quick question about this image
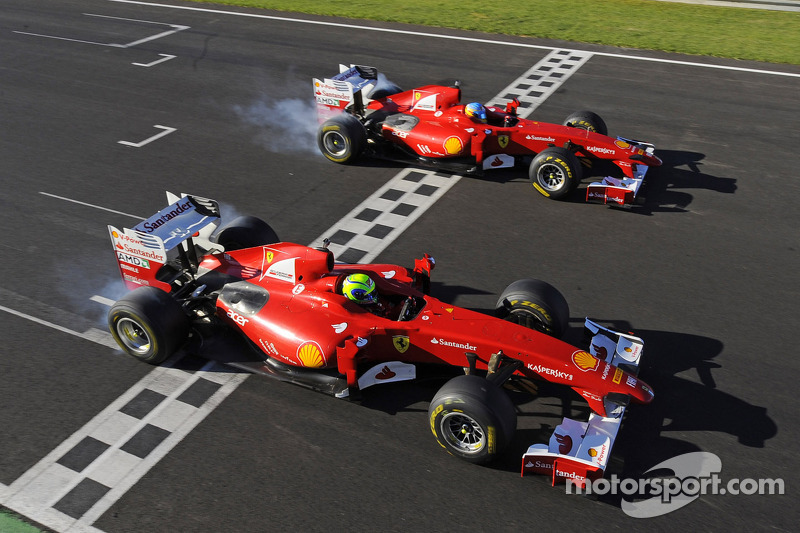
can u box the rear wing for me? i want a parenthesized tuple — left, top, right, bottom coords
(109, 193, 220, 291)
(312, 64, 380, 122)
(521, 319, 645, 486)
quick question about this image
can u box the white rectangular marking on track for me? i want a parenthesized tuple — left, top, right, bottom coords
(118, 125, 176, 147)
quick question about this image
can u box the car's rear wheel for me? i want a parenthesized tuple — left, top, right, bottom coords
(108, 287, 189, 364)
(563, 110, 608, 136)
(428, 375, 517, 464)
(317, 113, 367, 164)
(213, 216, 279, 251)
(529, 147, 582, 200)
(495, 278, 570, 339)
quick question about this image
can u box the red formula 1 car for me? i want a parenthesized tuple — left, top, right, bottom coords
(313, 64, 662, 206)
(107, 193, 654, 485)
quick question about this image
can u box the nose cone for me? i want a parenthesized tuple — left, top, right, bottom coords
(634, 378, 655, 404)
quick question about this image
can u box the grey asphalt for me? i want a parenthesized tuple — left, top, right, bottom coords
(1, 0, 798, 532)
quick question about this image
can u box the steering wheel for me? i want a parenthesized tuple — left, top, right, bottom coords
(397, 297, 414, 321)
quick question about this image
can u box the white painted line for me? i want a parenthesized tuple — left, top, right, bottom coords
(118, 125, 176, 147)
(90, 295, 116, 307)
(39, 192, 144, 220)
(14, 13, 188, 49)
(0, 304, 118, 350)
(132, 54, 175, 67)
(109, 0, 800, 78)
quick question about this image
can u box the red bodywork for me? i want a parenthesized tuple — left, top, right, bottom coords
(197, 242, 653, 416)
(364, 85, 661, 178)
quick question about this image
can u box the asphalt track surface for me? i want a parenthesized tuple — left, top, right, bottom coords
(1, 0, 799, 531)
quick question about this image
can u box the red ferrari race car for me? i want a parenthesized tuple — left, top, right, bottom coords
(107, 193, 654, 485)
(314, 64, 662, 206)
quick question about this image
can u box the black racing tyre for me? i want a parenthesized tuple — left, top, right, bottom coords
(495, 278, 570, 339)
(213, 216, 279, 251)
(529, 147, 582, 200)
(563, 110, 608, 136)
(428, 375, 517, 464)
(317, 113, 367, 164)
(108, 287, 190, 364)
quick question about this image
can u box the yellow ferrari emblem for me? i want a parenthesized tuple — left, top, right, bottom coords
(393, 335, 410, 353)
(266, 251, 274, 263)
(498, 135, 509, 149)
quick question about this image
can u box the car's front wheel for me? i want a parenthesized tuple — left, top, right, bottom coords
(529, 147, 582, 200)
(428, 375, 517, 464)
(495, 278, 570, 339)
(108, 287, 189, 364)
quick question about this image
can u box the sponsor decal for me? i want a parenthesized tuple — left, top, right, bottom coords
(445, 308, 454, 313)
(526, 460, 554, 470)
(528, 363, 573, 381)
(117, 252, 151, 269)
(586, 146, 616, 155)
(120, 263, 139, 273)
(356, 337, 368, 348)
(591, 344, 608, 360)
(381, 270, 396, 279)
(430, 337, 477, 351)
(393, 335, 410, 353)
(414, 91, 421, 101)
(315, 96, 340, 106)
(122, 274, 149, 286)
(490, 156, 504, 167)
(525, 134, 555, 142)
(557, 470, 586, 481)
(391, 130, 409, 139)
(110, 226, 166, 263)
(588, 443, 608, 464)
(332, 322, 348, 334)
(375, 365, 397, 380)
(443, 136, 463, 155)
(226, 309, 249, 327)
(261, 257, 295, 283)
(614, 140, 631, 149)
(292, 284, 305, 295)
(601, 363, 611, 381)
(497, 135, 509, 149)
(138, 199, 193, 234)
(555, 433, 573, 454)
(626, 375, 637, 387)
(258, 339, 280, 357)
(581, 390, 603, 402)
(297, 341, 325, 368)
(572, 350, 599, 372)
(266, 251, 274, 264)
(612, 367, 624, 384)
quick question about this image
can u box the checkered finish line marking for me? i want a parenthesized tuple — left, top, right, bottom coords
(2, 50, 590, 532)
(487, 49, 594, 118)
(1, 357, 247, 533)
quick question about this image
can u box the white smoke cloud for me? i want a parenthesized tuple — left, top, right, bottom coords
(233, 97, 320, 155)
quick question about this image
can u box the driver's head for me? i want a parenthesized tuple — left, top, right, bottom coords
(464, 102, 487, 123)
(342, 273, 377, 304)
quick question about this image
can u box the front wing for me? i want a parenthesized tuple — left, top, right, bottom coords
(521, 319, 645, 486)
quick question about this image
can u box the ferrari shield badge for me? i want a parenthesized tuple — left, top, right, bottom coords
(498, 135, 509, 149)
(392, 335, 410, 353)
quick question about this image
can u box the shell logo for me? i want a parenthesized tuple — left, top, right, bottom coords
(614, 140, 631, 149)
(443, 136, 463, 155)
(572, 350, 600, 372)
(297, 341, 325, 368)
(112, 230, 119, 238)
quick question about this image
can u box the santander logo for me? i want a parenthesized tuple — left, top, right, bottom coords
(376, 366, 397, 380)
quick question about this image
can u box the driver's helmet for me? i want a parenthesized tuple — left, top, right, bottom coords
(464, 102, 487, 123)
(342, 273, 377, 304)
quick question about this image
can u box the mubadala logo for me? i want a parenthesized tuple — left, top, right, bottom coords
(430, 338, 477, 351)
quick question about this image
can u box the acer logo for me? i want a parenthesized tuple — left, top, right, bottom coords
(226, 310, 249, 326)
